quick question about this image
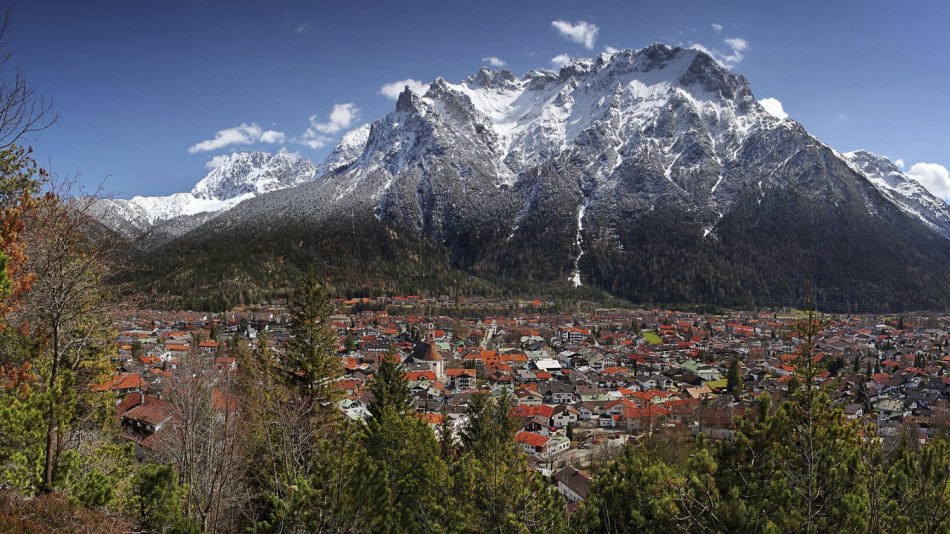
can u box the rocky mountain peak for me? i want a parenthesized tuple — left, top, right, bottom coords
(191, 151, 316, 201)
(845, 150, 902, 179)
(395, 86, 422, 113)
(466, 67, 520, 89)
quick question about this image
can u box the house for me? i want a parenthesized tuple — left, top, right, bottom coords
(405, 341, 445, 381)
(516, 430, 569, 459)
(118, 393, 175, 459)
(576, 401, 608, 421)
(558, 327, 590, 343)
(198, 340, 219, 354)
(554, 466, 591, 503)
(541, 382, 575, 404)
(445, 368, 477, 391)
(843, 403, 864, 419)
(550, 405, 580, 428)
(598, 413, 621, 428)
(516, 430, 550, 457)
(94, 372, 145, 396)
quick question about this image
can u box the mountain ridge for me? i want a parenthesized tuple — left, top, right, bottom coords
(100, 45, 950, 311)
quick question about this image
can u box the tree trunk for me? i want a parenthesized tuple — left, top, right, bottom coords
(43, 324, 60, 491)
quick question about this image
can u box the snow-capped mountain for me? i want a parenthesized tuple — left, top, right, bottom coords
(843, 150, 950, 238)
(105, 44, 950, 310)
(97, 151, 317, 237)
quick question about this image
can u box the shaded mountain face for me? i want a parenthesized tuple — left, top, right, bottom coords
(101, 45, 950, 311)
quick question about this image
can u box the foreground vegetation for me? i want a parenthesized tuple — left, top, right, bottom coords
(0, 141, 949, 532)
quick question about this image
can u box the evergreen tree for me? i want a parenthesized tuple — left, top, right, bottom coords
(572, 445, 681, 533)
(367, 352, 413, 418)
(451, 390, 566, 533)
(362, 357, 450, 532)
(239, 272, 363, 532)
(284, 269, 340, 400)
(726, 355, 743, 400)
(130, 463, 198, 534)
(885, 434, 950, 533)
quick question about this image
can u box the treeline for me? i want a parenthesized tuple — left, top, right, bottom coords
(584, 189, 950, 313)
(575, 392, 950, 533)
(573, 315, 950, 533)
(121, 188, 950, 313)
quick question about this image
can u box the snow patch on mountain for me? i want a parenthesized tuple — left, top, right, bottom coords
(100, 151, 317, 234)
(843, 150, 950, 238)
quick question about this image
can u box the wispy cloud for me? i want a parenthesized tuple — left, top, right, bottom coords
(724, 37, 748, 52)
(481, 56, 506, 67)
(604, 46, 619, 54)
(260, 130, 286, 143)
(758, 97, 788, 119)
(188, 123, 286, 153)
(379, 79, 429, 100)
(294, 21, 310, 34)
(689, 36, 749, 68)
(551, 53, 573, 68)
(551, 19, 599, 49)
(712, 23, 724, 33)
(906, 162, 950, 201)
(300, 103, 360, 149)
(204, 154, 230, 169)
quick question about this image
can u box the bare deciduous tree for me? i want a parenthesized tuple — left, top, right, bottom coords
(16, 181, 121, 490)
(157, 356, 251, 533)
(0, 8, 57, 149)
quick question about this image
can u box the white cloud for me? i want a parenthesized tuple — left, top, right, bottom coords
(724, 37, 748, 52)
(895, 159, 905, 170)
(551, 19, 599, 49)
(204, 154, 230, 170)
(758, 97, 788, 120)
(712, 23, 724, 33)
(379, 78, 429, 100)
(299, 103, 360, 149)
(481, 56, 506, 67)
(906, 162, 950, 201)
(300, 135, 330, 150)
(188, 123, 286, 153)
(260, 130, 286, 144)
(311, 103, 359, 135)
(689, 36, 748, 68)
(294, 21, 310, 33)
(551, 53, 573, 68)
(604, 46, 619, 54)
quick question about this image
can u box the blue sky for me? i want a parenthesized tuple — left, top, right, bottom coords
(9, 0, 950, 199)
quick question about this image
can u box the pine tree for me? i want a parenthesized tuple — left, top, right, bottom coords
(284, 270, 340, 401)
(885, 434, 950, 533)
(451, 390, 566, 532)
(726, 355, 743, 400)
(572, 445, 681, 533)
(240, 272, 361, 532)
(367, 352, 413, 418)
(362, 357, 449, 532)
(130, 464, 199, 533)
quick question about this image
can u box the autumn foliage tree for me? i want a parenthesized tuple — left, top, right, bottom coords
(0, 149, 131, 514)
